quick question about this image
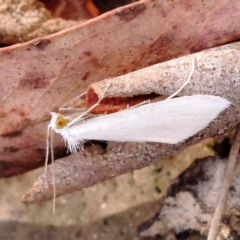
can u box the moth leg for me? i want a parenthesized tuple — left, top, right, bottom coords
(68, 96, 103, 127)
(166, 58, 195, 100)
(130, 57, 194, 110)
(68, 84, 110, 127)
(59, 91, 87, 112)
(121, 59, 194, 112)
(126, 99, 151, 110)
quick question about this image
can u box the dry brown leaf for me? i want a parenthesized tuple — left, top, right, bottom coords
(0, 0, 240, 177)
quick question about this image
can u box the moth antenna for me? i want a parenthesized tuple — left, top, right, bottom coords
(166, 58, 195, 100)
(44, 125, 51, 173)
(50, 129, 56, 214)
(59, 91, 87, 111)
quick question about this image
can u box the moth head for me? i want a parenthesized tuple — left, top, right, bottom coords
(50, 112, 69, 130)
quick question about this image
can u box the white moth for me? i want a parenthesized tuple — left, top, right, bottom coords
(48, 95, 230, 154)
(47, 59, 230, 154)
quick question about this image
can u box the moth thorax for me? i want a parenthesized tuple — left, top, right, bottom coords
(55, 116, 68, 129)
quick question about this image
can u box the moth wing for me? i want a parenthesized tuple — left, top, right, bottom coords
(68, 95, 230, 144)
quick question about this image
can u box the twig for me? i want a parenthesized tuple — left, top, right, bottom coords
(207, 123, 240, 240)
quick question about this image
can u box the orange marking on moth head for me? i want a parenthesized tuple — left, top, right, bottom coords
(55, 116, 68, 129)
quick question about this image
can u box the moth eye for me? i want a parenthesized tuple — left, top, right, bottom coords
(56, 116, 68, 129)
